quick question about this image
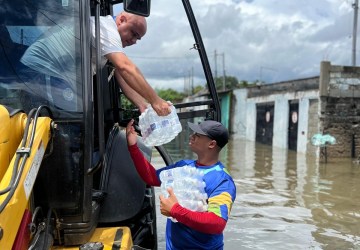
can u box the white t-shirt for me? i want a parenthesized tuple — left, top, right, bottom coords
(21, 15, 123, 79)
(20, 16, 123, 111)
(90, 15, 124, 75)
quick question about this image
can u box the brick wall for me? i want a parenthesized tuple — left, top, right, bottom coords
(319, 61, 360, 158)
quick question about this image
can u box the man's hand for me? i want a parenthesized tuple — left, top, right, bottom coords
(138, 102, 148, 114)
(151, 98, 172, 116)
(159, 188, 179, 217)
(126, 119, 138, 146)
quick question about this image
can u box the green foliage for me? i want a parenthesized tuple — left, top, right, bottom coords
(120, 95, 139, 119)
(207, 76, 263, 90)
(156, 88, 186, 103)
(213, 76, 240, 90)
(239, 80, 248, 87)
(121, 96, 135, 110)
(193, 85, 204, 94)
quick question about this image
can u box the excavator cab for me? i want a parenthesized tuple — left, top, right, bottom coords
(0, 0, 220, 249)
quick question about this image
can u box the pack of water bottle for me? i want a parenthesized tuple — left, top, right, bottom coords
(160, 165, 208, 222)
(138, 104, 182, 147)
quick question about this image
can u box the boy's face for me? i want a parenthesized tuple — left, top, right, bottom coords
(189, 132, 213, 153)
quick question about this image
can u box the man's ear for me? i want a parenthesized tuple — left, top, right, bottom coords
(119, 14, 127, 24)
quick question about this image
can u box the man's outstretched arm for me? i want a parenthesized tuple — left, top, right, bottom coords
(106, 52, 171, 116)
(114, 70, 148, 113)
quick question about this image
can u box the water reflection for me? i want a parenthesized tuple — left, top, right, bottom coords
(152, 136, 360, 250)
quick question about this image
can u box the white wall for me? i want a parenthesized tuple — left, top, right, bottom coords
(273, 98, 289, 149)
(246, 101, 256, 141)
(297, 98, 310, 153)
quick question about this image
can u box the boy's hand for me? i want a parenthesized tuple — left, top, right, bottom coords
(126, 119, 138, 146)
(159, 188, 179, 217)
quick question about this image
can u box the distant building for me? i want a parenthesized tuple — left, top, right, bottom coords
(231, 61, 360, 160)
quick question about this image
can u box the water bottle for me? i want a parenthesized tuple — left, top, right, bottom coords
(159, 166, 192, 180)
(180, 200, 207, 212)
(175, 189, 206, 201)
(159, 165, 208, 219)
(138, 109, 148, 139)
(159, 170, 174, 181)
(138, 103, 182, 147)
(169, 105, 182, 134)
(160, 179, 175, 198)
(173, 178, 205, 190)
(148, 107, 162, 144)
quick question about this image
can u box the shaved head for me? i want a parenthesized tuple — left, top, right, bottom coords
(115, 12, 147, 48)
(122, 12, 147, 32)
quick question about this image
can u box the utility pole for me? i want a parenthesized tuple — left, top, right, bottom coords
(191, 67, 194, 95)
(352, 0, 359, 66)
(184, 74, 190, 96)
(214, 50, 218, 79)
(184, 75, 187, 95)
(214, 50, 226, 90)
(184, 68, 194, 96)
(222, 53, 226, 90)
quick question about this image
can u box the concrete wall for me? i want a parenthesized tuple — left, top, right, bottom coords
(231, 89, 248, 138)
(246, 101, 256, 141)
(219, 91, 231, 130)
(306, 99, 320, 156)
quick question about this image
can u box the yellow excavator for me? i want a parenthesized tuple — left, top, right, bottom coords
(0, 0, 221, 249)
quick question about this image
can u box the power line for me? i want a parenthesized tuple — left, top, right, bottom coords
(128, 55, 197, 60)
(128, 51, 221, 61)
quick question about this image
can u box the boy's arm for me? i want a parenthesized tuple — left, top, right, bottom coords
(171, 204, 226, 234)
(128, 143, 161, 187)
(160, 189, 226, 235)
(126, 119, 161, 186)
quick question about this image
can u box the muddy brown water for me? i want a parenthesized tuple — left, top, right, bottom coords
(152, 138, 360, 250)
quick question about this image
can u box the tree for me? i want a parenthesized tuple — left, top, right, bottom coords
(193, 85, 204, 94)
(213, 76, 240, 90)
(156, 88, 186, 103)
(239, 80, 249, 87)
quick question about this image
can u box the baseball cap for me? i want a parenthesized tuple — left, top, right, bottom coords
(188, 120, 229, 148)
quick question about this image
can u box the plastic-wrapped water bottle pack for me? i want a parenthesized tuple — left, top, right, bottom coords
(138, 104, 182, 147)
(160, 166, 208, 222)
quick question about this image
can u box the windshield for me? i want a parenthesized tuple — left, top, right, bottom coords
(0, 0, 82, 118)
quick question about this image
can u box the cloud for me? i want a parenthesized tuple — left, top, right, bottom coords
(118, 0, 357, 91)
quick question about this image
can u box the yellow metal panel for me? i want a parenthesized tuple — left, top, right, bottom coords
(0, 116, 52, 249)
(0, 105, 11, 181)
(52, 227, 133, 250)
(0, 106, 26, 181)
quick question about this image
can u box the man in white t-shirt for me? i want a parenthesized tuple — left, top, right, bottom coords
(21, 12, 170, 116)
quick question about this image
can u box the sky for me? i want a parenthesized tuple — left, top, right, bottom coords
(115, 0, 357, 92)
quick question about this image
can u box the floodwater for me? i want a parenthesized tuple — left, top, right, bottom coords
(151, 137, 360, 250)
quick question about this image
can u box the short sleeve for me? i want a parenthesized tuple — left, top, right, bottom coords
(90, 15, 123, 57)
